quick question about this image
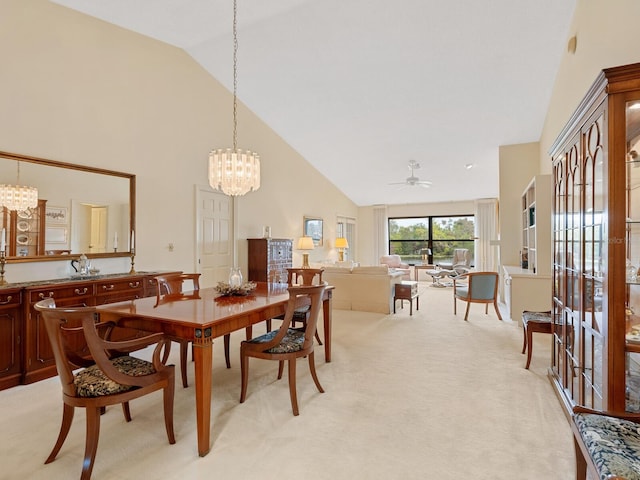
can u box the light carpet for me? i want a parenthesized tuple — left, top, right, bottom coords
(0, 283, 575, 479)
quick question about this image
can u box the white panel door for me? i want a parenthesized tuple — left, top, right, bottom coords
(196, 186, 233, 288)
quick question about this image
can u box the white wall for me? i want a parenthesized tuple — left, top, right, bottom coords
(539, 0, 640, 172)
(0, 0, 357, 282)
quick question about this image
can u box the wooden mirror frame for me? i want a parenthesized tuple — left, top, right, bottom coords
(0, 150, 135, 263)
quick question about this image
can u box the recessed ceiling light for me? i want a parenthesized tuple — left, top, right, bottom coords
(465, 164, 474, 170)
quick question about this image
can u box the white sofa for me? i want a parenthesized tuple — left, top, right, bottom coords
(323, 265, 405, 314)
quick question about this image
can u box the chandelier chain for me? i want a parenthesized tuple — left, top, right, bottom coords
(232, 0, 238, 151)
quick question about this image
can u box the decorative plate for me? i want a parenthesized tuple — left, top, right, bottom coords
(17, 210, 32, 219)
(214, 281, 257, 296)
(17, 220, 30, 232)
(16, 234, 29, 245)
(627, 332, 640, 344)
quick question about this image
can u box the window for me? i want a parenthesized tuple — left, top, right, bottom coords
(388, 215, 475, 265)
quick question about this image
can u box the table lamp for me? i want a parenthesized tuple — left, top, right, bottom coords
(297, 236, 315, 268)
(335, 237, 349, 262)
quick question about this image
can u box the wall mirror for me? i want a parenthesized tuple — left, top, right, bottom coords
(303, 216, 323, 246)
(0, 150, 135, 263)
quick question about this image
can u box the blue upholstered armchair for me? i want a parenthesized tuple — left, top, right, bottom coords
(453, 271, 502, 321)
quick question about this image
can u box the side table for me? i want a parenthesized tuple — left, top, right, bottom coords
(394, 281, 419, 315)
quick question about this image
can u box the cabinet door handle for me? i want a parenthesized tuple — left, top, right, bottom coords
(0, 295, 12, 304)
(38, 292, 54, 299)
(102, 284, 115, 291)
(74, 287, 88, 295)
(128, 281, 140, 288)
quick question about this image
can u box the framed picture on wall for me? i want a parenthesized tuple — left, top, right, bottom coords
(46, 226, 68, 244)
(303, 216, 323, 246)
(45, 206, 68, 225)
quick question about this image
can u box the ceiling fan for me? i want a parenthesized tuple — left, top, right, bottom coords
(388, 160, 432, 188)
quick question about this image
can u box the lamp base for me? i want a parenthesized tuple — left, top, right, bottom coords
(338, 250, 345, 262)
(302, 253, 310, 268)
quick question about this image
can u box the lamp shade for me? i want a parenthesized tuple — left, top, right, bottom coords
(335, 237, 349, 249)
(297, 236, 315, 250)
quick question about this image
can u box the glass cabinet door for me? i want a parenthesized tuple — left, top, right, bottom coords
(625, 97, 640, 411)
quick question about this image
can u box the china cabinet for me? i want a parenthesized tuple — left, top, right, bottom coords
(1, 199, 47, 257)
(549, 62, 640, 413)
(247, 238, 292, 283)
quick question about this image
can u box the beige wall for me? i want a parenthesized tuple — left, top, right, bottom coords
(1, 0, 357, 283)
(498, 142, 540, 267)
(539, 0, 640, 173)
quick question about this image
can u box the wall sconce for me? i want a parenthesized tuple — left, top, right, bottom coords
(335, 237, 349, 262)
(297, 236, 315, 268)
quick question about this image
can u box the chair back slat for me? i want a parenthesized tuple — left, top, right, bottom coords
(155, 273, 201, 305)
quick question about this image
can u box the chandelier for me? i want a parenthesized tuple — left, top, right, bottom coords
(0, 162, 38, 211)
(209, 0, 260, 196)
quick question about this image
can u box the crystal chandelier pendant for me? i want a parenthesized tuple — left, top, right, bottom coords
(0, 184, 38, 211)
(208, 0, 260, 197)
(209, 148, 260, 196)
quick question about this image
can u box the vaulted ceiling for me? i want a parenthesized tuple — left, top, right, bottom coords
(52, 0, 577, 206)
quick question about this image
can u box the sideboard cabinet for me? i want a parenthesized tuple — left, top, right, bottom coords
(0, 288, 22, 390)
(549, 62, 640, 413)
(247, 238, 292, 283)
(0, 271, 179, 388)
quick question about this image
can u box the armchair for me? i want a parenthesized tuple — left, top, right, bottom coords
(453, 271, 502, 321)
(379, 255, 411, 280)
(34, 298, 176, 480)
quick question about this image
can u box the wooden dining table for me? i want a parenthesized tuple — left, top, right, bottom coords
(96, 282, 333, 457)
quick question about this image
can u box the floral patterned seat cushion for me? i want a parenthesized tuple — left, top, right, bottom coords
(574, 413, 640, 480)
(246, 328, 305, 354)
(522, 311, 552, 324)
(74, 355, 156, 398)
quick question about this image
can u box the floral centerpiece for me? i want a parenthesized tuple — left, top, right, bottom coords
(214, 281, 257, 296)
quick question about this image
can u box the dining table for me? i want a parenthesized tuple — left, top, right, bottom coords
(96, 281, 334, 457)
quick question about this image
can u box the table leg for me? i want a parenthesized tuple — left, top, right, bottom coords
(323, 293, 332, 362)
(193, 339, 213, 456)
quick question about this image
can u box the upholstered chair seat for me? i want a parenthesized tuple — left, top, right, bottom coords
(74, 356, 157, 397)
(573, 412, 640, 479)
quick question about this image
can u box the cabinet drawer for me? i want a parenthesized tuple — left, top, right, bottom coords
(28, 283, 95, 303)
(0, 289, 21, 308)
(95, 278, 144, 295)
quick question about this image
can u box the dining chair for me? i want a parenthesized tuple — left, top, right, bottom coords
(453, 271, 502, 321)
(240, 283, 326, 416)
(155, 273, 232, 387)
(267, 267, 324, 345)
(34, 298, 176, 480)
